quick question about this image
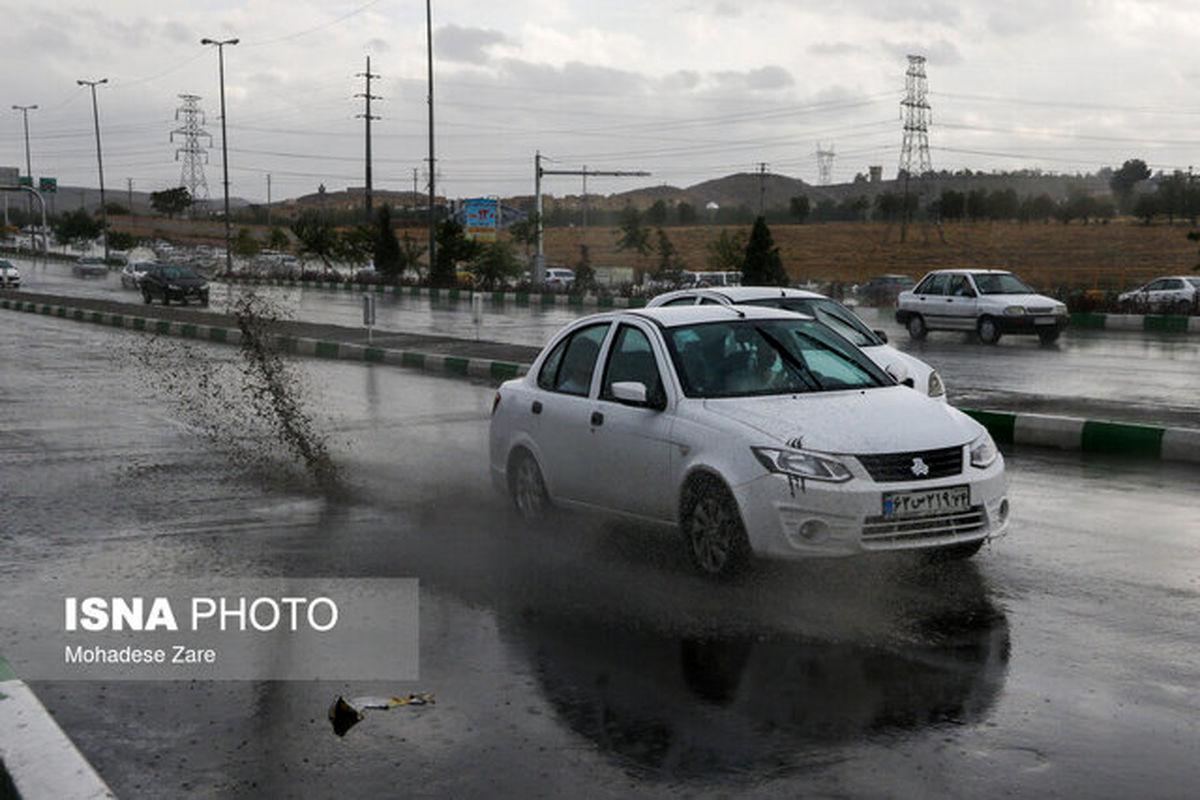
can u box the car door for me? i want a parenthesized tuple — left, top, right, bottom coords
(530, 322, 612, 505)
(1141, 279, 1166, 309)
(944, 274, 979, 330)
(914, 273, 951, 329)
(1160, 278, 1186, 310)
(589, 322, 675, 520)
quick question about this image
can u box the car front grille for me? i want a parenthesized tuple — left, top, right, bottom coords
(1027, 306, 1054, 314)
(856, 445, 963, 483)
(861, 506, 986, 548)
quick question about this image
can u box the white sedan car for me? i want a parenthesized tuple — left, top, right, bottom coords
(648, 286, 946, 401)
(896, 269, 1069, 344)
(0, 259, 20, 289)
(489, 306, 1008, 577)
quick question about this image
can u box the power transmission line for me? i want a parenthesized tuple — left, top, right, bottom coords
(355, 55, 381, 218)
(170, 94, 212, 206)
(899, 55, 933, 243)
(815, 142, 835, 185)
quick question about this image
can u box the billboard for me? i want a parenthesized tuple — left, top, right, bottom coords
(0, 166, 18, 188)
(463, 197, 499, 242)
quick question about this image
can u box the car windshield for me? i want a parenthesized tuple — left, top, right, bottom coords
(162, 266, 200, 280)
(665, 318, 891, 398)
(1186, 278, 1200, 289)
(743, 297, 882, 347)
(973, 273, 1034, 294)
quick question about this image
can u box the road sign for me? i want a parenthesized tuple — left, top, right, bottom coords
(463, 197, 499, 242)
(38, 177, 57, 193)
(17, 175, 32, 187)
(0, 167, 19, 188)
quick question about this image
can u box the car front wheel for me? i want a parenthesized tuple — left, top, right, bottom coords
(906, 314, 927, 340)
(681, 475, 750, 579)
(508, 449, 549, 519)
(1037, 328, 1061, 344)
(977, 316, 1002, 345)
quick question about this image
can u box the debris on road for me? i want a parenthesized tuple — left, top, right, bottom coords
(328, 693, 436, 736)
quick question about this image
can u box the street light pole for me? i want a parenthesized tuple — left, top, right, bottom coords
(11, 104, 37, 219)
(425, 0, 437, 282)
(201, 37, 239, 273)
(76, 80, 109, 261)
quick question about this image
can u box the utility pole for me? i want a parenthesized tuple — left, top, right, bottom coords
(899, 54, 933, 243)
(757, 162, 768, 216)
(171, 94, 212, 211)
(425, 0, 437, 279)
(534, 154, 650, 282)
(76, 79, 109, 261)
(266, 173, 272, 226)
(581, 166, 588, 227)
(815, 143, 835, 186)
(356, 55, 381, 221)
(201, 37, 238, 272)
(127, 178, 133, 215)
(11, 104, 37, 218)
(412, 168, 419, 208)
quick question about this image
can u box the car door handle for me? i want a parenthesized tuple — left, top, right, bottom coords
(946, 298, 953, 302)
(590, 411, 604, 427)
(531, 401, 542, 415)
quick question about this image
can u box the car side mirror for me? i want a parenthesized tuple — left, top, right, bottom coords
(885, 362, 914, 388)
(611, 381, 649, 406)
(872, 329, 889, 344)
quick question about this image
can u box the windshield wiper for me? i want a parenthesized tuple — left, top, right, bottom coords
(754, 327, 824, 391)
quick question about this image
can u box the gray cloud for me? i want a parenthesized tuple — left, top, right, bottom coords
(808, 41, 863, 56)
(435, 24, 510, 64)
(882, 38, 963, 66)
(713, 65, 794, 91)
(365, 37, 390, 53)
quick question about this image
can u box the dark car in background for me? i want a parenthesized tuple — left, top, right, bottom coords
(858, 274, 916, 307)
(140, 264, 210, 306)
(72, 256, 109, 278)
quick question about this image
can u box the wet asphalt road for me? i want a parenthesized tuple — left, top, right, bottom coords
(2, 310, 1199, 799)
(10, 255, 1200, 425)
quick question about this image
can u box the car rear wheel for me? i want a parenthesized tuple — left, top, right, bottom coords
(1174, 300, 1192, 315)
(681, 475, 750, 579)
(906, 314, 927, 340)
(977, 316, 1002, 345)
(1037, 328, 1061, 344)
(508, 449, 549, 519)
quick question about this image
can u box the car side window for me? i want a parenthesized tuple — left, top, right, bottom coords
(947, 275, 972, 297)
(660, 296, 696, 307)
(1145, 280, 1165, 291)
(538, 323, 610, 397)
(601, 325, 666, 406)
(699, 297, 724, 305)
(924, 274, 950, 295)
(1163, 279, 1184, 290)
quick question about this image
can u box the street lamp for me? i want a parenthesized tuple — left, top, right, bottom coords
(201, 37, 238, 273)
(11, 104, 38, 219)
(76, 79, 109, 261)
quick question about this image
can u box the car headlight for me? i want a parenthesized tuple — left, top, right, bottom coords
(752, 447, 852, 483)
(927, 370, 945, 398)
(1054, 303, 1068, 315)
(1004, 305, 1026, 316)
(969, 432, 998, 469)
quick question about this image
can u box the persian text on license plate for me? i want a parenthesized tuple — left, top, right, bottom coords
(882, 485, 971, 519)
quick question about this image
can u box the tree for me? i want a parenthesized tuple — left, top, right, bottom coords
(232, 227, 261, 258)
(654, 227, 683, 282)
(875, 192, 903, 221)
(574, 244, 595, 292)
(987, 188, 1020, 221)
(104, 202, 129, 216)
(788, 195, 810, 224)
(467, 240, 522, 289)
(676, 202, 697, 225)
(290, 211, 341, 269)
(646, 199, 668, 225)
(966, 189, 989, 221)
(705, 228, 747, 271)
(266, 227, 290, 251)
(615, 206, 651, 256)
(507, 212, 540, 261)
(1134, 193, 1159, 225)
(1109, 159, 1151, 211)
(398, 233, 427, 280)
(150, 187, 192, 219)
(53, 209, 101, 245)
(335, 225, 374, 267)
(106, 230, 136, 251)
(741, 217, 788, 287)
(431, 218, 477, 287)
(373, 205, 401, 276)
(938, 189, 966, 220)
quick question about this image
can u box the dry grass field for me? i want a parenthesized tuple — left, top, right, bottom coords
(113, 215, 1198, 290)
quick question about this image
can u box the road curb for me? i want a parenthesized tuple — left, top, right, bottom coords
(213, 276, 648, 309)
(0, 656, 115, 799)
(0, 296, 528, 383)
(1069, 311, 1200, 333)
(960, 408, 1199, 464)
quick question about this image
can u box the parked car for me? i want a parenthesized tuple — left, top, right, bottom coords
(489, 305, 1008, 577)
(0, 259, 20, 288)
(858, 274, 916, 307)
(72, 257, 109, 278)
(648, 286, 946, 401)
(544, 268, 576, 290)
(896, 269, 1069, 345)
(140, 264, 210, 306)
(1117, 276, 1200, 314)
(120, 261, 157, 289)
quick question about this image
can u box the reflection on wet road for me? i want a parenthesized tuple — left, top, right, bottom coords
(2, 287, 1200, 797)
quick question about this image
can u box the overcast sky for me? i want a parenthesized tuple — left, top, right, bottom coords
(2, 0, 1199, 203)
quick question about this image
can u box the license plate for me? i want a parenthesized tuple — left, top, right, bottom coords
(882, 486, 970, 519)
(1034, 316, 1056, 325)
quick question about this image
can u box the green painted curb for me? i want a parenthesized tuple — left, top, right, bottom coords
(1081, 420, 1164, 458)
(315, 341, 339, 358)
(1070, 312, 1106, 329)
(444, 356, 469, 375)
(961, 409, 1016, 444)
(0, 655, 16, 682)
(1144, 314, 1189, 333)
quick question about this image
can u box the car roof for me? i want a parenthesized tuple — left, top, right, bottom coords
(631, 303, 810, 328)
(650, 285, 825, 306)
(925, 268, 1012, 275)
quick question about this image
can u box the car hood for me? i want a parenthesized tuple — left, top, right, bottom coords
(698, 386, 979, 454)
(859, 344, 934, 384)
(979, 292, 1059, 307)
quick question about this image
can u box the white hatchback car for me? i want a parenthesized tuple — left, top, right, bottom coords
(648, 286, 946, 401)
(897, 269, 1069, 344)
(489, 306, 1008, 577)
(0, 259, 20, 289)
(1117, 276, 1199, 314)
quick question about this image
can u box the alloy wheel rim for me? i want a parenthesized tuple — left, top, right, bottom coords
(981, 320, 996, 339)
(909, 317, 923, 335)
(515, 460, 543, 516)
(690, 497, 731, 573)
